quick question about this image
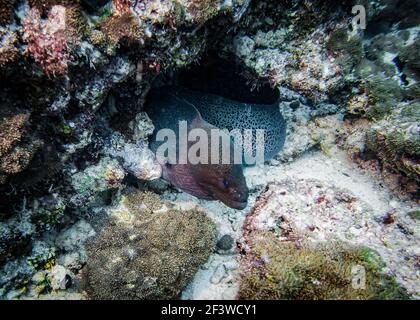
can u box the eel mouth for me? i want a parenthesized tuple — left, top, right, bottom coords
(212, 188, 248, 210)
(222, 199, 248, 210)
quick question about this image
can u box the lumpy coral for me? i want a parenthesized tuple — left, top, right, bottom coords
(83, 190, 217, 299)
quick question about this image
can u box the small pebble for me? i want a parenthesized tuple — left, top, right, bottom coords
(217, 235, 234, 251)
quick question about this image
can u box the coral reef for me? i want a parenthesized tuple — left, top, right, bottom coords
(366, 103, 420, 184)
(226, 1, 355, 103)
(69, 157, 126, 208)
(239, 234, 409, 300)
(0, 0, 418, 301)
(0, 113, 41, 184)
(106, 132, 162, 181)
(83, 190, 216, 299)
(98, 11, 143, 52)
(364, 75, 402, 120)
(399, 37, 420, 80)
(22, 5, 70, 77)
(326, 27, 363, 72)
(223, 0, 419, 192)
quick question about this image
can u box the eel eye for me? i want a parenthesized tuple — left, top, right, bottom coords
(223, 179, 229, 189)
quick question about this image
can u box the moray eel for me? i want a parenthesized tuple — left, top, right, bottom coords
(145, 85, 286, 209)
(171, 86, 287, 161)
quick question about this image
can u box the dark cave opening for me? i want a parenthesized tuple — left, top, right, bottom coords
(156, 55, 280, 105)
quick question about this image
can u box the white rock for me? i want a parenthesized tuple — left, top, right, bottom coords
(57, 250, 87, 271)
(55, 220, 96, 252)
(47, 265, 71, 290)
(210, 264, 227, 284)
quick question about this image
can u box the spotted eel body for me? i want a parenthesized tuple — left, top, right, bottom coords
(146, 86, 286, 163)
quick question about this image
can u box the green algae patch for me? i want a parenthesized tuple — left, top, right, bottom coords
(238, 232, 410, 300)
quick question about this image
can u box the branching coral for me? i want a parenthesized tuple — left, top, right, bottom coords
(0, 30, 19, 68)
(64, 4, 89, 42)
(0, 113, 28, 160)
(0, 113, 41, 184)
(27, 0, 87, 43)
(22, 6, 69, 77)
(99, 11, 143, 48)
